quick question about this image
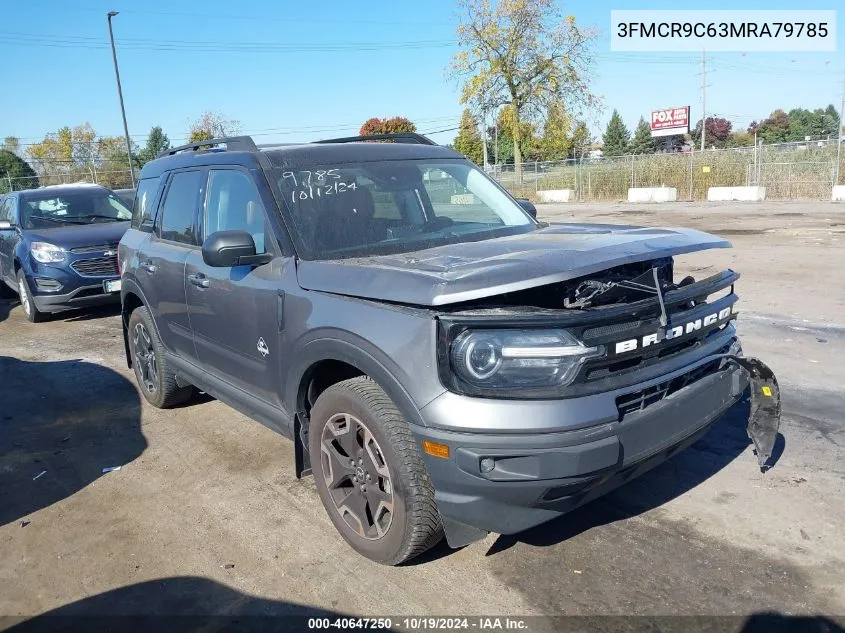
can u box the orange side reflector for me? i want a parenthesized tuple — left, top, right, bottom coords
(422, 440, 450, 459)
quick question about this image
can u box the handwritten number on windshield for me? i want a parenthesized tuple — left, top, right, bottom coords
(282, 169, 340, 188)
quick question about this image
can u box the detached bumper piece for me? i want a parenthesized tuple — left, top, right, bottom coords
(726, 356, 782, 470)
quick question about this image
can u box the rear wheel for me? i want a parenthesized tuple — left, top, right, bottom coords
(128, 306, 193, 408)
(16, 270, 44, 323)
(309, 377, 443, 565)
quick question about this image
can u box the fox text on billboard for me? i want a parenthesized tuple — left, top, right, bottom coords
(651, 106, 690, 137)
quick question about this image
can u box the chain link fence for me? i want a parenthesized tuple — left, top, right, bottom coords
(493, 138, 844, 202)
(0, 169, 135, 194)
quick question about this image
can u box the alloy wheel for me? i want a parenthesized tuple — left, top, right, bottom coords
(18, 278, 30, 317)
(133, 322, 158, 394)
(320, 413, 395, 540)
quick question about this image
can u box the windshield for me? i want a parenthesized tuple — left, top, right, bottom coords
(275, 159, 536, 260)
(20, 189, 133, 229)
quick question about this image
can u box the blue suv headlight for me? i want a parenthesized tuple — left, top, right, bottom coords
(30, 242, 67, 264)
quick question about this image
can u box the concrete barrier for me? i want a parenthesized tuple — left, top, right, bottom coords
(627, 187, 677, 203)
(537, 189, 576, 203)
(832, 185, 845, 202)
(450, 194, 475, 204)
(707, 186, 766, 202)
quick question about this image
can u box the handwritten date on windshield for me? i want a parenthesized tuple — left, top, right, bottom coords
(290, 181, 358, 203)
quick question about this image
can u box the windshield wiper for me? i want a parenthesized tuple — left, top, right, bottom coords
(83, 214, 126, 223)
(29, 215, 89, 225)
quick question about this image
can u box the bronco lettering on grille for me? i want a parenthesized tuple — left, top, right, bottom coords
(613, 304, 737, 355)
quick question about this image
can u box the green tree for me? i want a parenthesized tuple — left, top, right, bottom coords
(569, 120, 591, 158)
(538, 102, 573, 161)
(359, 117, 417, 136)
(188, 111, 241, 143)
(724, 130, 755, 148)
(2, 136, 20, 155)
(601, 110, 629, 157)
(96, 136, 137, 188)
(0, 150, 38, 192)
(137, 126, 171, 165)
(453, 109, 484, 164)
(627, 117, 655, 155)
(450, 0, 597, 177)
(751, 110, 790, 144)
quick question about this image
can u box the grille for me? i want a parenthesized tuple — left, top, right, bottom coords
(615, 356, 725, 421)
(72, 255, 118, 277)
(70, 243, 119, 254)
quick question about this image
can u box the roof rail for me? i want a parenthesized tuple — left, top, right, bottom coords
(161, 135, 258, 158)
(316, 133, 437, 146)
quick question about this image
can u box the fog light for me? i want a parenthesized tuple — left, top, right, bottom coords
(34, 278, 62, 291)
(480, 458, 495, 473)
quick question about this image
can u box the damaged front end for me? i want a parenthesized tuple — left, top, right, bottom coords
(724, 356, 782, 470)
(439, 257, 782, 473)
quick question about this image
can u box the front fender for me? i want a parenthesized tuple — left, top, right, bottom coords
(285, 334, 428, 430)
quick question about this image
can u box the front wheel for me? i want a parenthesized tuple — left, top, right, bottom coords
(16, 270, 44, 323)
(309, 377, 443, 565)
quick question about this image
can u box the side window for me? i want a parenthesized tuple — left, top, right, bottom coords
(157, 171, 202, 245)
(204, 169, 268, 254)
(131, 176, 161, 230)
(0, 198, 8, 221)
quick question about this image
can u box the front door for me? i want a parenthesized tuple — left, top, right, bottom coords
(185, 167, 286, 405)
(0, 197, 16, 286)
(137, 169, 205, 361)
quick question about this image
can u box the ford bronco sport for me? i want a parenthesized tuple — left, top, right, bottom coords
(118, 133, 780, 565)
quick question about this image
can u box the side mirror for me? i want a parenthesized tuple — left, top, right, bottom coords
(515, 198, 538, 219)
(0, 220, 11, 231)
(201, 230, 271, 268)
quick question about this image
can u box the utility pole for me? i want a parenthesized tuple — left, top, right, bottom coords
(700, 49, 707, 152)
(481, 109, 489, 170)
(836, 77, 845, 185)
(107, 11, 136, 188)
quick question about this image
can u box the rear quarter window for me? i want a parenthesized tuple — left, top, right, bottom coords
(131, 176, 162, 231)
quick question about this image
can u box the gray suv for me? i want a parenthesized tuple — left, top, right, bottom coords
(119, 134, 781, 564)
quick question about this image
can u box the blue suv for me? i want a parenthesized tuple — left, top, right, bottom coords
(0, 184, 132, 322)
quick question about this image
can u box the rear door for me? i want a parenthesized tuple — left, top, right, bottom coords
(185, 166, 286, 405)
(136, 169, 205, 360)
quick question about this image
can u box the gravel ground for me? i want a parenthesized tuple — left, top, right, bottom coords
(1, 201, 843, 631)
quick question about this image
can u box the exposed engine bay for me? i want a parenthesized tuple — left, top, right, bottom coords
(447, 257, 702, 312)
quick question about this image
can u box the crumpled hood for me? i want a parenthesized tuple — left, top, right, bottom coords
(295, 223, 731, 307)
(23, 221, 130, 249)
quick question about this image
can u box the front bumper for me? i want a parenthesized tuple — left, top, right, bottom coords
(30, 281, 121, 313)
(414, 357, 749, 545)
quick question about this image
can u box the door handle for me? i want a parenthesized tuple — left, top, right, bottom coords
(140, 261, 157, 274)
(187, 273, 209, 288)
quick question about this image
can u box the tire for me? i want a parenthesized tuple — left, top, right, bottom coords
(309, 376, 443, 565)
(16, 270, 44, 323)
(128, 305, 193, 408)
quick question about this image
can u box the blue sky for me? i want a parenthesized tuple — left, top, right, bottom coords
(1, 0, 842, 151)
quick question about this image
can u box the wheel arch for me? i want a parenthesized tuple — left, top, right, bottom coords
(120, 278, 159, 369)
(288, 337, 426, 479)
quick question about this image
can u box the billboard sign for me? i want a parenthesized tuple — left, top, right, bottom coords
(651, 106, 690, 137)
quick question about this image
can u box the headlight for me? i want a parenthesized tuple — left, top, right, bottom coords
(30, 242, 67, 264)
(450, 329, 603, 390)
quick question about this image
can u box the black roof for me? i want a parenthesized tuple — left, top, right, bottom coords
(139, 133, 463, 178)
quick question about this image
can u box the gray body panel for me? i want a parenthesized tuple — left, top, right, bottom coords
(296, 224, 730, 306)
